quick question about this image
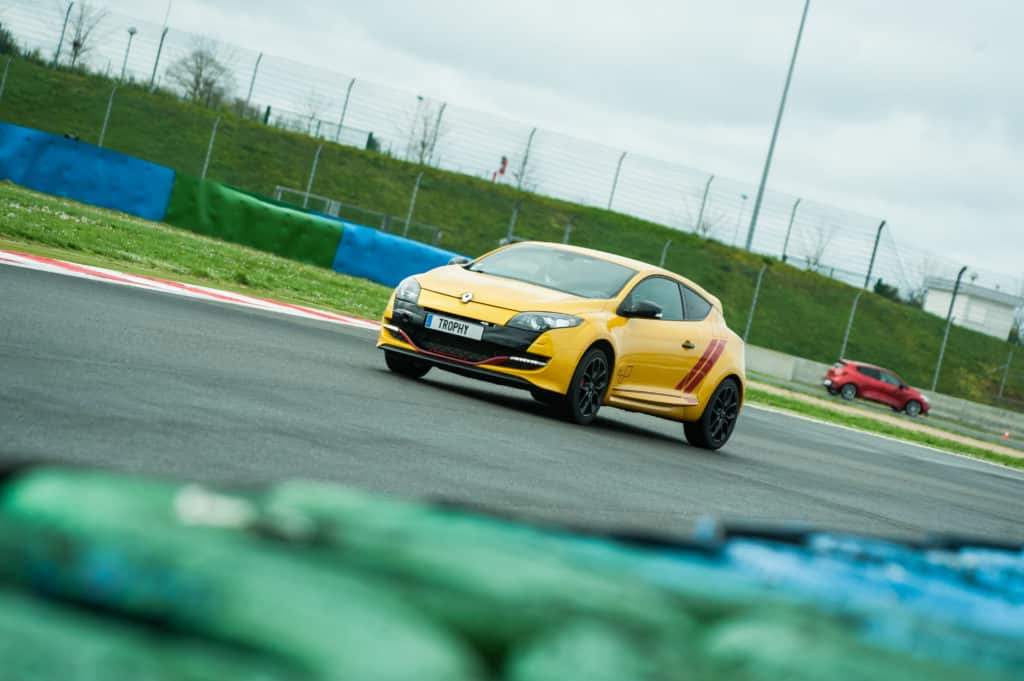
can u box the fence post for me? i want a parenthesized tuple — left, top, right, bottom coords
(839, 290, 863, 359)
(998, 348, 1014, 399)
(506, 199, 520, 242)
(743, 265, 768, 343)
(562, 220, 573, 244)
(380, 215, 390, 233)
(200, 116, 221, 180)
(245, 53, 263, 110)
(863, 219, 886, 289)
(607, 151, 627, 210)
(303, 143, 324, 209)
(149, 26, 169, 90)
(780, 197, 801, 262)
(98, 86, 117, 148)
(932, 265, 968, 391)
(335, 78, 356, 143)
(659, 239, 672, 268)
(517, 127, 537, 191)
(403, 171, 423, 237)
(432, 230, 443, 246)
(53, 2, 74, 66)
(695, 174, 714, 233)
(0, 57, 12, 101)
(272, 186, 283, 201)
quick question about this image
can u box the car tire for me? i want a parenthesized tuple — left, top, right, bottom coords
(556, 347, 611, 425)
(384, 350, 431, 379)
(683, 378, 741, 451)
(839, 383, 858, 401)
(905, 400, 922, 417)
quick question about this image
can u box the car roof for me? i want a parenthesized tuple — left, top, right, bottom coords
(501, 241, 723, 311)
(842, 359, 897, 374)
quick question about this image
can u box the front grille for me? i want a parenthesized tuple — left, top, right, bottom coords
(406, 327, 503, 363)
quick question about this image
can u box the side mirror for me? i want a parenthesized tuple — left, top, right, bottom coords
(448, 256, 471, 266)
(619, 300, 663, 319)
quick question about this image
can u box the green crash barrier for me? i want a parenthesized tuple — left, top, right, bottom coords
(0, 468, 1015, 681)
(164, 174, 342, 269)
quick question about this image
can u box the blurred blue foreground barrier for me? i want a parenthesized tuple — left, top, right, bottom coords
(1, 465, 1021, 681)
(331, 220, 463, 287)
(0, 122, 175, 221)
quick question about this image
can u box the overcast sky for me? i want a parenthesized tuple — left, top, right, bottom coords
(32, 0, 1024, 288)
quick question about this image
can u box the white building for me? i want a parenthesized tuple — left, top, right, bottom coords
(922, 277, 1023, 340)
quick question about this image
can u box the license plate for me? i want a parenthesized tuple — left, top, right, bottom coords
(425, 313, 484, 341)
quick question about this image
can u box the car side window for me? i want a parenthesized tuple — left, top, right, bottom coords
(880, 372, 901, 387)
(625, 277, 684, 321)
(680, 285, 712, 321)
(857, 366, 881, 380)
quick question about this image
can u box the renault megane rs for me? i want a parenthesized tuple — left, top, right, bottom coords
(377, 241, 745, 450)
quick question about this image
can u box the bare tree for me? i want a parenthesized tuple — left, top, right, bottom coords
(55, 1, 109, 68)
(166, 39, 236, 108)
(800, 220, 837, 270)
(404, 97, 447, 166)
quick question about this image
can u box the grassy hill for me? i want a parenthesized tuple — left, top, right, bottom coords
(1, 57, 1020, 406)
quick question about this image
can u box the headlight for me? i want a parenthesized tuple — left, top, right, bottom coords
(507, 312, 583, 332)
(920, 394, 930, 404)
(395, 277, 421, 304)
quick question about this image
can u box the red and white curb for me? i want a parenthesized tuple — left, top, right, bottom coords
(0, 249, 381, 331)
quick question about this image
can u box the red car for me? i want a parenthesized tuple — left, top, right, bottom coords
(823, 359, 930, 417)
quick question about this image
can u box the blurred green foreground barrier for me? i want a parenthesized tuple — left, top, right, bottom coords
(0, 467, 1020, 681)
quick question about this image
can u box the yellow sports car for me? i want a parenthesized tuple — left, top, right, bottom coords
(377, 241, 745, 450)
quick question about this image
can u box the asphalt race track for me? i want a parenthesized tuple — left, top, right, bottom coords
(3, 264, 1022, 543)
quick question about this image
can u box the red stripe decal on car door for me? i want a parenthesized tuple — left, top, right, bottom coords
(675, 339, 721, 391)
(683, 339, 727, 393)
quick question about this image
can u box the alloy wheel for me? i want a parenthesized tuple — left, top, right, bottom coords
(708, 381, 740, 447)
(576, 353, 609, 419)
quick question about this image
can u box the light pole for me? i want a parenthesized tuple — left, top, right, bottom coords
(744, 0, 811, 252)
(120, 27, 138, 82)
(863, 219, 886, 289)
(780, 197, 801, 262)
(54, 2, 74, 66)
(931, 265, 969, 391)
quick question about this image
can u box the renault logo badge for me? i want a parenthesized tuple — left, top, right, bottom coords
(461, 292, 474, 304)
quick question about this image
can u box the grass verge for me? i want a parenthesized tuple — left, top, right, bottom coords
(0, 182, 391, 319)
(747, 388, 1024, 470)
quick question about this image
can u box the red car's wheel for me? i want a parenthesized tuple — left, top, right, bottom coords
(839, 383, 858, 400)
(905, 400, 922, 417)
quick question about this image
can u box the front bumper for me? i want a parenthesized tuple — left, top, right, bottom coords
(377, 299, 586, 394)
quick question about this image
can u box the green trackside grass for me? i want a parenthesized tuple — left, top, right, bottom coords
(746, 387, 1024, 470)
(0, 183, 392, 319)
(2, 58, 1022, 407)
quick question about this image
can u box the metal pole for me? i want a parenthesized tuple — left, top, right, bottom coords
(607, 151, 627, 210)
(403, 171, 423, 237)
(839, 290, 863, 359)
(303, 143, 324, 209)
(120, 27, 137, 82)
(0, 57, 12, 102)
(54, 2, 74, 66)
(998, 349, 1014, 399)
(659, 240, 672, 268)
(863, 219, 886, 289)
(506, 199, 520, 241)
(732, 194, 748, 246)
(932, 265, 968, 391)
(562, 220, 573, 244)
(780, 197, 801, 262)
(98, 86, 117, 148)
(245, 53, 263, 110)
(744, 0, 810, 252)
(149, 27, 169, 90)
(335, 78, 355, 142)
(743, 265, 769, 342)
(517, 127, 537, 191)
(695, 174, 714, 233)
(200, 116, 220, 179)
(432, 230, 443, 246)
(426, 102, 447, 164)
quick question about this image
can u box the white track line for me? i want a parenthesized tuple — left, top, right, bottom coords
(0, 249, 380, 331)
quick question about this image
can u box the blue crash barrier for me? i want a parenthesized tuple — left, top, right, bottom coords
(0, 122, 175, 222)
(331, 220, 464, 288)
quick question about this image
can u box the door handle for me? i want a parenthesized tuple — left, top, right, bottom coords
(681, 341, 696, 350)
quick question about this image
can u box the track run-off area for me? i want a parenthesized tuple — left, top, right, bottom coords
(2, 258, 1022, 544)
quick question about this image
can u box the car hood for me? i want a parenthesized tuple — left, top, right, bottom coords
(417, 265, 608, 314)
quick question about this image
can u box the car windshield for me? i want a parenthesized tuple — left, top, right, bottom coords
(468, 244, 637, 298)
